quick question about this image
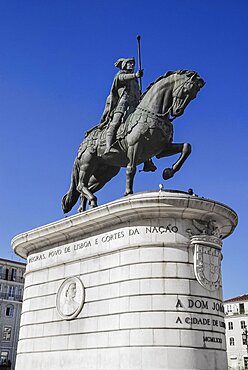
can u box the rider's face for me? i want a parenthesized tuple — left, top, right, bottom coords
(126, 61, 135, 72)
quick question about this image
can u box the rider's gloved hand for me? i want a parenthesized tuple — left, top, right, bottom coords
(136, 69, 144, 78)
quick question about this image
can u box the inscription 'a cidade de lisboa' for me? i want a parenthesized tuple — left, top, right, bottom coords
(28, 224, 179, 264)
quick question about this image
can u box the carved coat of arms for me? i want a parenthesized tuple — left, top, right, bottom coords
(188, 219, 223, 291)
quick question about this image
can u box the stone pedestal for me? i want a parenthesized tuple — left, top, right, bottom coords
(12, 191, 237, 370)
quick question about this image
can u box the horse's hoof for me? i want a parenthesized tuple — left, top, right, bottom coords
(89, 203, 97, 209)
(124, 191, 133, 197)
(162, 168, 174, 180)
(89, 199, 98, 208)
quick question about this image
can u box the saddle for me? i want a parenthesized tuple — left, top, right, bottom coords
(77, 109, 172, 159)
(77, 110, 143, 159)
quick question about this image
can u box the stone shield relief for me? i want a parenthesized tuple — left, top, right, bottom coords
(194, 244, 222, 291)
(191, 235, 222, 292)
(56, 276, 85, 320)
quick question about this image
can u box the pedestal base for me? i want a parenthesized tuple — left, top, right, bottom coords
(12, 191, 237, 370)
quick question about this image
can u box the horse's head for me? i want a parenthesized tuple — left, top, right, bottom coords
(169, 70, 205, 118)
(139, 70, 205, 120)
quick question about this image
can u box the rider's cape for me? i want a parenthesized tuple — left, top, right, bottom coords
(109, 71, 123, 113)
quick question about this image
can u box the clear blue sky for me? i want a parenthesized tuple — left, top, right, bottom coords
(0, 0, 247, 299)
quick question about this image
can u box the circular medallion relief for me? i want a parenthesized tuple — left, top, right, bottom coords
(56, 276, 85, 320)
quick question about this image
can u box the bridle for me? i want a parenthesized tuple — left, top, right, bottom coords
(137, 73, 200, 122)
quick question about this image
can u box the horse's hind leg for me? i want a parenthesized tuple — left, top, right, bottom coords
(82, 165, 120, 211)
(77, 152, 97, 212)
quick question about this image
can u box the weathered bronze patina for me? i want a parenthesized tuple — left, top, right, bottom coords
(62, 69, 205, 213)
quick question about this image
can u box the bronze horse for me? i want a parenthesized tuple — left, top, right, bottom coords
(62, 70, 205, 213)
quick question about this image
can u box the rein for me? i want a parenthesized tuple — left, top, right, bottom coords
(138, 75, 196, 122)
(136, 106, 172, 122)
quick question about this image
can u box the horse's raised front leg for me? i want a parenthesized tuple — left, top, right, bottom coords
(124, 144, 139, 196)
(156, 143, 191, 180)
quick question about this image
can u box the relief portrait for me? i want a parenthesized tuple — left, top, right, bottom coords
(56, 276, 85, 320)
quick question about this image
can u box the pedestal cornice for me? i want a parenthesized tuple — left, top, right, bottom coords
(12, 191, 238, 259)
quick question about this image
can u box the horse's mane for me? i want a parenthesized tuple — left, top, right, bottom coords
(141, 69, 198, 99)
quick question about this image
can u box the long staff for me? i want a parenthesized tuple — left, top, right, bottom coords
(137, 35, 142, 93)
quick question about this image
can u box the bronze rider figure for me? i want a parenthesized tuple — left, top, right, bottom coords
(99, 57, 156, 172)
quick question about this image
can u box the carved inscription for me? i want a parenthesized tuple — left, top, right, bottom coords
(28, 224, 179, 264)
(145, 225, 178, 234)
(203, 336, 222, 343)
(175, 296, 225, 346)
(175, 298, 224, 313)
(175, 315, 225, 328)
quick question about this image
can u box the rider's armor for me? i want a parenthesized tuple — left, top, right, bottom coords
(104, 71, 140, 153)
(111, 71, 140, 116)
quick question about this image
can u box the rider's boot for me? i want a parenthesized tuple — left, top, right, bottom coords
(104, 114, 121, 155)
(142, 159, 157, 172)
(104, 133, 114, 155)
(104, 133, 119, 155)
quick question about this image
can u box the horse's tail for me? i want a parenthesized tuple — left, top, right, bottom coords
(62, 158, 80, 213)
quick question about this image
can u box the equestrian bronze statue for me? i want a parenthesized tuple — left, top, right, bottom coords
(62, 68, 205, 213)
